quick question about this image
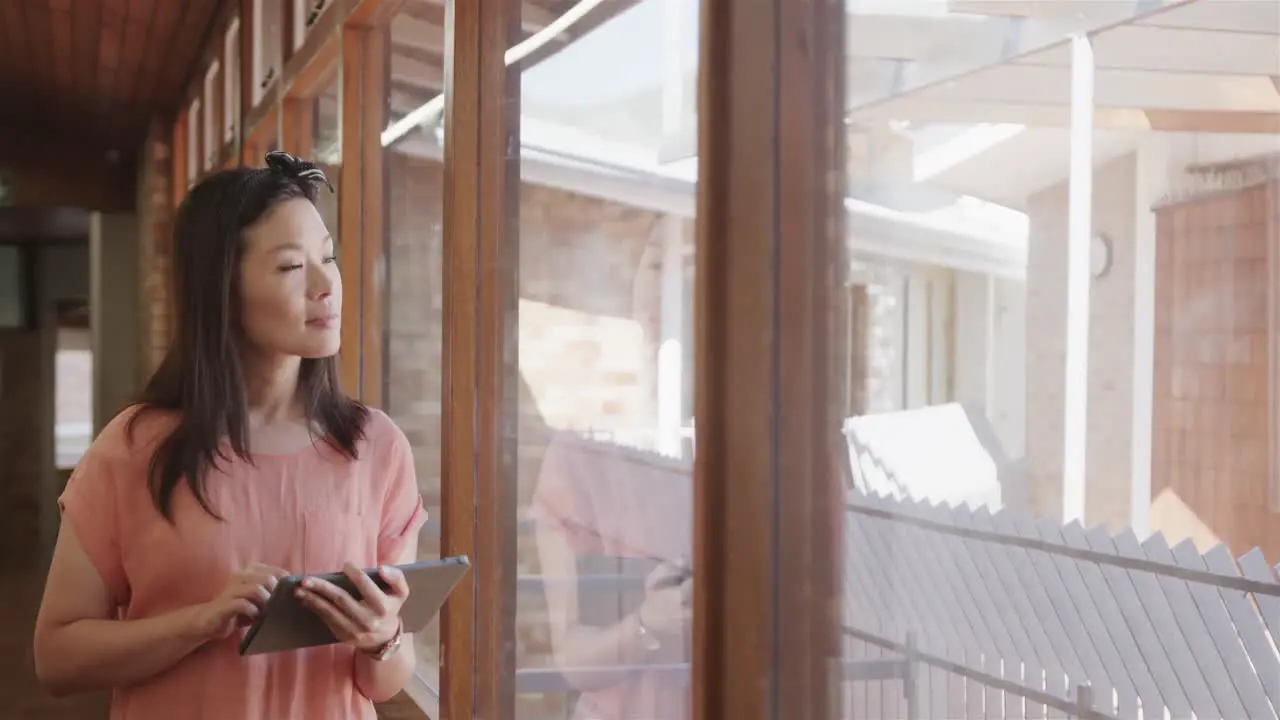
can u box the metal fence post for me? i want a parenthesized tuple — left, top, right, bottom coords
(903, 631, 918, 720)
(1074, 682, 1093, 719)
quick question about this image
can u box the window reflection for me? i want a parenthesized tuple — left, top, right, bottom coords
(513, 1, 698, 716)
(530, 432, 692, 719)
(311, 76, 340, 239)
(374, 0, 1280, 716)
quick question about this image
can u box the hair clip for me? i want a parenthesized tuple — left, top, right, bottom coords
(264, 150, 334, 192)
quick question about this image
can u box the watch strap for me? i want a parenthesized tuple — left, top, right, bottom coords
(362, 619, 404, 661)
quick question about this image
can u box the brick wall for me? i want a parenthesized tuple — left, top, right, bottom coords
(384, 151, 682, 509)
(137, 119, 173, 374)
(1151, 181, 1280, 558)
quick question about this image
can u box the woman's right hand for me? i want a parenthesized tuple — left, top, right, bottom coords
(636, 559, 692, 637)
(188, 563, 290, 641)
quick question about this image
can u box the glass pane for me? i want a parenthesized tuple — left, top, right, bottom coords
(203, 62, 220, 170)
(839, 3, 1280, 719)
(224, 21, 241, 145)
(312, 68, 341, 241)
(187, 99, 200, 186)
(254, 0, 284, 105)
(383, 6, 444, 147)
(383, 4, 447, 701)
(54, 311, 92, 470)
(516, 2, 698, 717)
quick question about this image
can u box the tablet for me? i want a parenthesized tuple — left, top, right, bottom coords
(239, 556, 471, 656)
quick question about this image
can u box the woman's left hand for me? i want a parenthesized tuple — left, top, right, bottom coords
(296, 563, 410, 653)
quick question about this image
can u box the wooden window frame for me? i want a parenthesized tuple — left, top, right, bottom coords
(291, 0, 308, 52)
(203, 62, 221, 172)
(437, 0, 520, 716)
(334, 19, 385, 406)
(250, 0, 285, 108)
(172, 110, 188, 211)
(186, 98, 201, 186)
(224, 19, 242, 147)
(692, 2, 847, 718)
(162, 0, 849, 716)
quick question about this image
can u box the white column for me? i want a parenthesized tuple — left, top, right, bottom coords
(1062, 34, 1095, 524)
(657, 216, 685, 457)
(655, 0, 689, 456)
(905, 276, 929, 409)
(928, 273, 952, 406)
(658, 0, 694, 163)
(1128, 137, 1166, 537)
(953, 270, 998, 414)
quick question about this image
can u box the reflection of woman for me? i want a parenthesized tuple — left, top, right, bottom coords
(531, 432, 693, 720)
(32, 153, 427, 719)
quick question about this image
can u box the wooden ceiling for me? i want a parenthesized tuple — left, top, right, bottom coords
(0, 0, 224, 153)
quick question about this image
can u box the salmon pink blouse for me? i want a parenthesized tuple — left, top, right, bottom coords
(58, 406, 428, 720)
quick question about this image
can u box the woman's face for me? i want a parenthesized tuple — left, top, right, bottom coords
(238, 197, 342, 359)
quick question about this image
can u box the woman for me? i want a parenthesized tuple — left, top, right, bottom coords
(33, 152, 427, 719)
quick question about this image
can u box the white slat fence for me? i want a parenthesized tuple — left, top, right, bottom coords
(845, 489, 1280, 720)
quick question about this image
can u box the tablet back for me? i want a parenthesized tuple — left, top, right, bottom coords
(239, 556, 471, 656)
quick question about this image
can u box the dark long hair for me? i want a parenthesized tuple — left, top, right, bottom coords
(130, 152, 368, 521)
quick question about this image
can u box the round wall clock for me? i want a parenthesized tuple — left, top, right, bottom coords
(1091, 233, 1113, 280)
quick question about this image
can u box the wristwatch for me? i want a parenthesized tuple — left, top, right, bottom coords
(362, 619, 404, 662)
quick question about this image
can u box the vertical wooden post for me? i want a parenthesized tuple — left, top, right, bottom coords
(439, 0, 520, 717)
(336, 22, 386, 404)
(239, 0, 257, 156)
(777, 0, 847, 715)
(283, 0, 297, 66)
(474, 0, 521, 716)
(694, 0, 845, 718)
(171, 107, 189, 207)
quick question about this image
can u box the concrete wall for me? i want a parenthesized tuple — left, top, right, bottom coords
(90, 212, 143, 434)
(953, 270, 1027, 462)
(1025, 153, 1143, 528)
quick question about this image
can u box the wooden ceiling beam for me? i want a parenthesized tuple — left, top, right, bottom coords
(0, 207, 91, 243)
(854, 101, 1280, 134)
(0, 123, 136, 211)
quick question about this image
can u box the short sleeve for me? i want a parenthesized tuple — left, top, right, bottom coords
(58, 440, 130, 608)
(377, 423, 428, 566)
(529, 434, 600, 554)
